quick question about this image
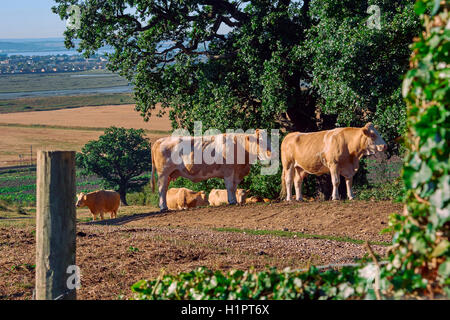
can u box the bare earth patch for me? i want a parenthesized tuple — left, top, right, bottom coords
(0, 200, 401, 300)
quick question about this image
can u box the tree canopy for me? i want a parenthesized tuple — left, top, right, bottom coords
(53, 0, 419, 152)
(76, 127, 152, 205)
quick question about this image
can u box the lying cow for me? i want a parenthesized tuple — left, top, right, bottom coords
(151, 130, 271, 211)
(166, 187, 208, 210)
(245, 196, 271, 204)
(281, 123, 387, 201)
(76, 190, 120, 221)
(208, 189, 248, 206)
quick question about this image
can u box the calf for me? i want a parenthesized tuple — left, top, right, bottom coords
(208, 189, 248, 206)
(166, 187, 209, 210)
(76, 190, 120, 221)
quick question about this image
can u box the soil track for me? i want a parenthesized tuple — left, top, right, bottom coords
(0, 200, 402, 300)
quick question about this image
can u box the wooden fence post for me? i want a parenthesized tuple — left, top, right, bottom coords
(35, 151, 77, 300)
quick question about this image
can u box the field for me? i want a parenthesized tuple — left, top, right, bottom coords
(0, 104, 171, 166)
(0, 100, 403, 301)
(0, 93, 135, 114)
(0, 71, 129, 93)
(0, 200, 402, 300)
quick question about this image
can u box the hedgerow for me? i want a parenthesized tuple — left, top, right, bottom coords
(131, 0, 448, 300)
(132, 266, 379, 300)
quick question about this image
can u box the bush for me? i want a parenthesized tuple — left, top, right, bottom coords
(132, 266, 379, 300)
(354, 155, 404, 201)
(126, 184, 160, 208)
(355, 180, 405, 202)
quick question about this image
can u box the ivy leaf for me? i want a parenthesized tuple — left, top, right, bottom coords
(431, 240, 449, 257)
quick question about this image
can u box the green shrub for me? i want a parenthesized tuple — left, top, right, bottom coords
(355, 179, 405, 202)
(132, 266, 378, 300)
(126, 184, 160, 207)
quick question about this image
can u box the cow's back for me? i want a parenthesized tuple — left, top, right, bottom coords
(167, 187, 207, 210)
(282, 131, 331, 175)
(208, 189, 228, 206)
(88, 190, 120, 213)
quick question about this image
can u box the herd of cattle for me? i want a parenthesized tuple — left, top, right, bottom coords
(76, 123, 387, 220)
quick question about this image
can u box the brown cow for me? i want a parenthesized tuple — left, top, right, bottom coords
(151, 130, 271, 211)
(208, 189, 248, 206)
(281, 123, 387, 201)
(76, 190, 120, 221)
(166, 187, 209, 210)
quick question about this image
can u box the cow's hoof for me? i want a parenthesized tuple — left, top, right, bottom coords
(159, 208, 169, 213)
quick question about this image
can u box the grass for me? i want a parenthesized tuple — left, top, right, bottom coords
(0, 93, 135, 114)
(213, 227, 391, 246)
(0, 70, 129, 93)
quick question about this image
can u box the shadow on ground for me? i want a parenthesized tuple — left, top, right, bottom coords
(82, 210, 167, 226)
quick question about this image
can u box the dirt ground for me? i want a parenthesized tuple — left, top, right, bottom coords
(0, 104, 171, 165)
(0, 200, 402, 300)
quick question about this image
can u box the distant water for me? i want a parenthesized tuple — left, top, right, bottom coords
(0, 85, 133, 99)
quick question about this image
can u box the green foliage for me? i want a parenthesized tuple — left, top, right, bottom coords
(302, 0, 420, 150)
(53, 0, 418, 149)
(126, 183, 160, 208)
(76, 127, 152, 205)
(355, 180, 405, 202)
(132, 266, 378, 300)
(383, 0, 449, 294)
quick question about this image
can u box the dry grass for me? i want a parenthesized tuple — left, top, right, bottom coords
(0, 104, 171, 165)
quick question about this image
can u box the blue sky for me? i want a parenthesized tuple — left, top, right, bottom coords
(0, 1, 67, 39)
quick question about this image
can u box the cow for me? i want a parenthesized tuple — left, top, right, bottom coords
(76, 190, 120, 221)
(166, 187, 209, 210)
(280, 123, 387, 201)
(245, 196, 271, 204)
(208, 189, 248, 206)
(151, 130, 271, 211)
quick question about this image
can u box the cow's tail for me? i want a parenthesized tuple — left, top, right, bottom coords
(279, 166, 286, 201)
(150, 151, 156, 193)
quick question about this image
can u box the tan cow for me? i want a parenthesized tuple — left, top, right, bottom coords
(76, 190, 120, 221)
(245, 196, 271, 204)
(151, 130, 271, 211)
(166, 187, 209, 210)
(281, 123, 387, 201)
(208, 189, 248, 206)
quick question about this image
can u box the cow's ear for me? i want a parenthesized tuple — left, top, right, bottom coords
(363, 123, 372, 137)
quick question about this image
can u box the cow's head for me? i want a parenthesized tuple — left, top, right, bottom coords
(362, 123, 387, 155)
(76, 193, 86, 208)
(236, 189, 248, 205)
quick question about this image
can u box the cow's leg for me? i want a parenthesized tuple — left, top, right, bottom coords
(224, 176, 237, 205)
(158, 174, 169, 211)
(345, 177, 355, 200)
(293, 167, 305, 201)
(330, 166, 341, 200)
(285, 165, 294, 201)
(100, 211, 105, 220)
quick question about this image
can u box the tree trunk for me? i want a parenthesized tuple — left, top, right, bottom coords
(118, 187, 128, 206)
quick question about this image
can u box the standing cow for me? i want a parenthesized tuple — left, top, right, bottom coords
(76, 190, 120, 221)
(281, 123, 387, 201)
(151, 130, 271, 211)
(166, 187, 209, 210)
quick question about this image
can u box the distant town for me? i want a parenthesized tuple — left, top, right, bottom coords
(0, 54, 109, 74)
